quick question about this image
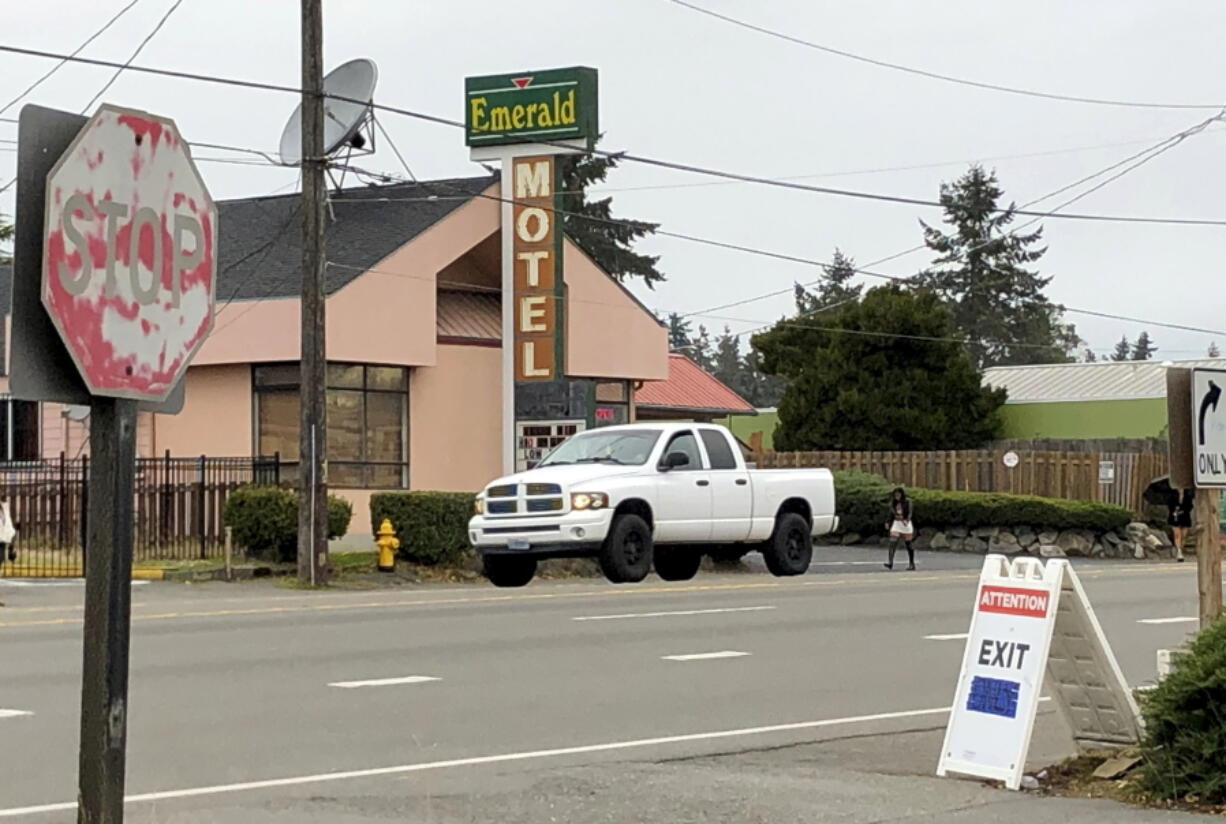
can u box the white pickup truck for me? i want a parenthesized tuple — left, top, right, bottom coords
(468, 422, 837, 587)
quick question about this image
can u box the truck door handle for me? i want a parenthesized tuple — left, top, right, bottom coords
(696, 480, 710, 487)
(735, 479, 748, 486)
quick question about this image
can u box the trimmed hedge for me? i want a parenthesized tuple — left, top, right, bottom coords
(833, 470, 1131, 535)
(223, 486, 352, 562)
(1140, 617, 1226, 803)
(370, 491, 475, 566)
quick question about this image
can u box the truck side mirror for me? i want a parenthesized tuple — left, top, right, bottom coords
(660, 452, 690, 471)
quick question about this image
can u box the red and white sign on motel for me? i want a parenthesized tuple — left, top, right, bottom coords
(42, 104, 217, 402)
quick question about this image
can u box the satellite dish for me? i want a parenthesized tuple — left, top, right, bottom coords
(278, 58, 378, 166)
(63, 405, 90, 422)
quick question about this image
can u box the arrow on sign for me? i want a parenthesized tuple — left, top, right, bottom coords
(511, 76, 533, 89)
(1199, 380, 1221, 446)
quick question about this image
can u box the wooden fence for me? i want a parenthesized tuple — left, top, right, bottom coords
(751, 449, 1169, 513)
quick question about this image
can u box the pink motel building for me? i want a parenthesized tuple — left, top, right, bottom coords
(0, 173, 689, 538)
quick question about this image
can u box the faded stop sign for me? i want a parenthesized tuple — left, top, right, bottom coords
(42, 104, 217, 402)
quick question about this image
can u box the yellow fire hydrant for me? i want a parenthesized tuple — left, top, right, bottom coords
(375, 519, 400, 573)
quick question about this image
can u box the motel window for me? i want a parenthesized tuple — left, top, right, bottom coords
(593, 380, 630, 428)
(253, 363, 408, 489)
(0, 398, 40, 462)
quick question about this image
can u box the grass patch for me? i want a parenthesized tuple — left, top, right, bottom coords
(1040, 751, 1226, 815)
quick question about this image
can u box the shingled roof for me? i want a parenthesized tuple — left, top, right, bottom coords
(217, 174, 497, 301)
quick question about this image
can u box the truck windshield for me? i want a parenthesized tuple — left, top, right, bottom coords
(537, 430, 662, 467)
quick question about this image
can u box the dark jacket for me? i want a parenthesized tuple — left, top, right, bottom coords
(889, 499, 913, 522)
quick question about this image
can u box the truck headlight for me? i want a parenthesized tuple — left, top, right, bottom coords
(571, 492, 609, 510)
(473, 497, 485, 515)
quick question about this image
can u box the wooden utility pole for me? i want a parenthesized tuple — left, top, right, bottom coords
(1195, 490, 1222, 629)
(77, 399, 138, 823)
(298, 0, 329, 584)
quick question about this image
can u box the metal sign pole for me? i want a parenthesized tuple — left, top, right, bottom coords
(77, 397, 138, 822)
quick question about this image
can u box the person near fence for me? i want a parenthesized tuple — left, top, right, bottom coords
(1166, 487, 1194, 563)
(884, 487, 916, 571)
(0, 501, 15, 606)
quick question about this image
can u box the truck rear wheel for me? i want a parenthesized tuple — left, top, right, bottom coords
(483, 554, 537, 588)
(654, 548, 701, 581)
(763, 512, 812, 576)
(599, 514, 654, 583)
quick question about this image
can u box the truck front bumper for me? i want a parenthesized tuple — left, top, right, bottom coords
(469, 509, 615, 556)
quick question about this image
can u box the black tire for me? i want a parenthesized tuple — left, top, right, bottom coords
(763, 512, 813, 576)
(654, 549, 702, 582)
(599, 514, 654, 583)
(482, 554, 537, 588)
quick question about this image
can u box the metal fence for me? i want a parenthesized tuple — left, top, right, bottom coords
(0, 453, 280, 578)
(752, 449, 1170, 515)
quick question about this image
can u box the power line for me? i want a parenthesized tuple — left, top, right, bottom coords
(667, 0, 1226, 111)
(79, 0, 185, 113)
(0, 0, 144, 119)
(2, 44, 1226, 228)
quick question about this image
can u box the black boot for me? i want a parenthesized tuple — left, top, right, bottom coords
(885, 540, 897, 570)
(906, 541, 916, 571)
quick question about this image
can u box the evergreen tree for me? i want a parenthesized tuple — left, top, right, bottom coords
(712, 327, 744, 393)
(1111, 335, 1132, 361)
(1082, 348, 1098, 363)
(740, 346, 787, 407)
(1209, 341, 1220, 358)
(754, 284, 1006, 450)
(688, 324, 716, 372)
(1131, 331, 1158, 361)
(915, 165, 1078, 369)
(794, 249, 863, 315)
(666, 312, 693, 351)
(0, 214, 12, 264)
(560, 137, 665, 288)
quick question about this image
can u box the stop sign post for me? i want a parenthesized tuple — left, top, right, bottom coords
(33, 104, 216, 821)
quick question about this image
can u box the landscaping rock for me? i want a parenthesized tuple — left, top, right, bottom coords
(989, 532, 1020, 553)
(1056, 530, 1092, 557)
(1103, 531, 1122, 546)
(841, 532, 862, 545)
(1133, 542, 1146, 560)
(1038, 544, 1066, 558)
(912, 532, 932, 550)
(948, 526, 970, 539)
(973, 526, 998, 539)
(1090, 542, 1106, 558)
(1126, 522, 1150, 540)
(930, 532, 950, 550)
(963, 536, 988, 554)
(1038, 529, 1059, 545)
(1016, 529, 1037, 548)
(919, 526, 937, 538)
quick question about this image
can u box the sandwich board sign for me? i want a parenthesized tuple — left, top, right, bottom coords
(937, 555, 1139, 790)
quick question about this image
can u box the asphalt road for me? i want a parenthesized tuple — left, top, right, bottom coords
(0, 547, 1216, 822)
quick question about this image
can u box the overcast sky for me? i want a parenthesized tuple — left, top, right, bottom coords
(3, 0, 1225, 360)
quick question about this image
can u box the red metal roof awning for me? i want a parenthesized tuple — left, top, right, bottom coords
(635, 353, 755, 415)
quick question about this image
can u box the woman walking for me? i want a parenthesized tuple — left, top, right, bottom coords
(1167, 487, 1194, 563)
(884, 487, 916, 571)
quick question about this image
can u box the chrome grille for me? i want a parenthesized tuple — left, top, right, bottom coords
(487, 500, 518, 514)
(488, 484, 517, 498)
(526, 483, 561, 495)
(527, 498, 564, 513)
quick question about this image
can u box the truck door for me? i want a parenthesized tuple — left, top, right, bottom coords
(653, 430, 713, 543)
(699, 428, 753, 542)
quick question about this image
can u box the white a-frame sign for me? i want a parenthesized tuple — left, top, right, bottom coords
(937, 555, 1140, 790)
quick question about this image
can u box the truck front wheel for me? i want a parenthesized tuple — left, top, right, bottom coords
(483, 554, 538, 588)
(763, 512, 812, 576)
(654, 548, 701, 581)
(600, 514, 654, 583)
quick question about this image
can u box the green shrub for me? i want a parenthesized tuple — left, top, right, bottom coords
(832, 471, 1131, 535)
(370, 491, 475, 566)
(1139, 617, 1226, 803)
(223, 486, 353, 562)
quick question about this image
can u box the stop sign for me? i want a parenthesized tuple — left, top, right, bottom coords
(42, 104, 217, 402)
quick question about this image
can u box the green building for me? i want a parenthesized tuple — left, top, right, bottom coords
(982, 359, 1222, 440)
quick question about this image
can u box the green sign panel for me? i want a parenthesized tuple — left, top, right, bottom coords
(465, 66, 598, 148)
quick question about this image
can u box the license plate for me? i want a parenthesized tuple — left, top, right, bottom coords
(508, 540, 531, 550)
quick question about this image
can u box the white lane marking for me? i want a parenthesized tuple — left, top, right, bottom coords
(0, 703, 975, 818)
(662, 650, 750, 661)
(1137, 616, 1197, 625)
(924, 633, 969, 641)
(0, 709, 32, 719)
(328, 676, 440, 689)
(0, 580, 149, 587)
(574, 606, 776, 622)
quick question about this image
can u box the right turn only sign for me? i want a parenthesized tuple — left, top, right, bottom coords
(1193, 368, 1226, 488)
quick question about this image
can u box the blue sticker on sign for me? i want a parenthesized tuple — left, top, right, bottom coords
(967, 675, 1020, 718)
